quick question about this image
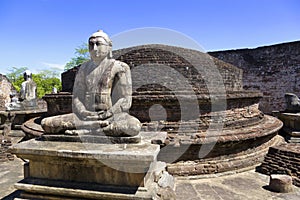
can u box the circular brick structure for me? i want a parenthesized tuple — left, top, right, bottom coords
(29, 44, 283, 176)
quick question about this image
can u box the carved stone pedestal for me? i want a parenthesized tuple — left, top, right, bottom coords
(10, 139, 160, 199)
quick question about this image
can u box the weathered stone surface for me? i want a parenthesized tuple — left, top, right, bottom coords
(269, 174, 294, 193)
(273, 111, 300, 143)
(153, 161, 167, 182)
(16, 180, 156, 200)
(157, 186, 176, 200)
(10, 139, 160, 199)
(42, 93, 73, 117)
(40, 134, 142, 144)
(0, 74, 14, 111)
(158, 171, 175, 189)
(2, 157, 300, 199)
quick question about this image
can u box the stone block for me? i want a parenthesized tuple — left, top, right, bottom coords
(10, 139, 161, 199)
(158, 171, 175, 189)
(269, 174, 294, 193)
(153, 161, 167, 182)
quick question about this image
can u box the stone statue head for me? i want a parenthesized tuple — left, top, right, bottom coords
(23, 70, 32, 81)
(88, 30, 113, 63)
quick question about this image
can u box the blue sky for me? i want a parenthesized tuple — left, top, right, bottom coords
(0, 0, 299, 75)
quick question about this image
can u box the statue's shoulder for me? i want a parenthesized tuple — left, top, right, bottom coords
(77, 60, 94, 74)
(80, 60, 93, 69)
(113, 60, 130, 73)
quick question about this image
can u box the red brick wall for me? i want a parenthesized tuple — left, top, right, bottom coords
(209, 41, 300, 114)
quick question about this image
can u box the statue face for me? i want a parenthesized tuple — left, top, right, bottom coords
(89, 36, 111, 62)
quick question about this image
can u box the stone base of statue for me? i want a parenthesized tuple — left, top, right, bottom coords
(273, 111, 300, 143)
(6, 99, 38, 111)
(9, 134, 166, 200)
(40, 134, 142, 144)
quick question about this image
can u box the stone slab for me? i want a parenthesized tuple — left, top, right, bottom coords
(14, 178, 155, 200)
(2, 160, 300, 199)
(40, 134, 141, 144)
(9, 139, 160, 199)
(9, 139, 159, 163)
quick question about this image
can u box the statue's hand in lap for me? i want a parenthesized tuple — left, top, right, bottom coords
(80, 110, 99, 121)
(97, 110, 113, 120)
(83, 110, 113, 121)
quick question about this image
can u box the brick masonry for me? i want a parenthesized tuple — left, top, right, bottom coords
(209, 41, 300, 114)
(259, 143, 300, 187)
(62, 44, 243, 93)
(167, 135, 283, 176)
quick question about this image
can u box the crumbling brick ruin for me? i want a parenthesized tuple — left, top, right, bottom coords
(54, 44, 282, 175)
(259, 143, 300, 187)
(209, 41, 300, 114)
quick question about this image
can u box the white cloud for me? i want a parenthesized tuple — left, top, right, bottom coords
(41, 62, 65, 71)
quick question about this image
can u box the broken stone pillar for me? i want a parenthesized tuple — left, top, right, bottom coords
(269, 174, 294, 193)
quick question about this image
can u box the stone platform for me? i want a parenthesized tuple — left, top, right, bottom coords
(0, 109, 46, 130)
(273, 111, 300, 143)
(1, 158, 300, 200)
(9, 139, 161, 199)
(161, 115, 283, 176)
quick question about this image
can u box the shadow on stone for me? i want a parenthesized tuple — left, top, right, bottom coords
(1, 190, 22, 200)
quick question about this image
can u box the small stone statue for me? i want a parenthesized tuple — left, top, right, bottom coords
(284, 93, 300, 113)
(41, 30, 141, 137)
(5, 70, 37, 110)
(20, 70, 37, 108)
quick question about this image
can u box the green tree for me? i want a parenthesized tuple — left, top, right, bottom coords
(6, 67, 62, 98)
(6, 66, 28, 91)
(32, 70, 62, 98)
(64, 43, 89, 70)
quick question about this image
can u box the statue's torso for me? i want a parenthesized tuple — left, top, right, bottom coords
(21, 80, 37, 101)
(79, 59, 124, 111)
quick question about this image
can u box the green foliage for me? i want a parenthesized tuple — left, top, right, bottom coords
(64, 43, 89, 70)
(6, 66, 28, 92)
(6, 67, 62, 98)
(32, 71, 62, 98)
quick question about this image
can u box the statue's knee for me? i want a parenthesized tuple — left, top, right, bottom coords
(41, 116, 65, 134)
(128, 118, 141, 135)
(41, 117, 52, 133)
